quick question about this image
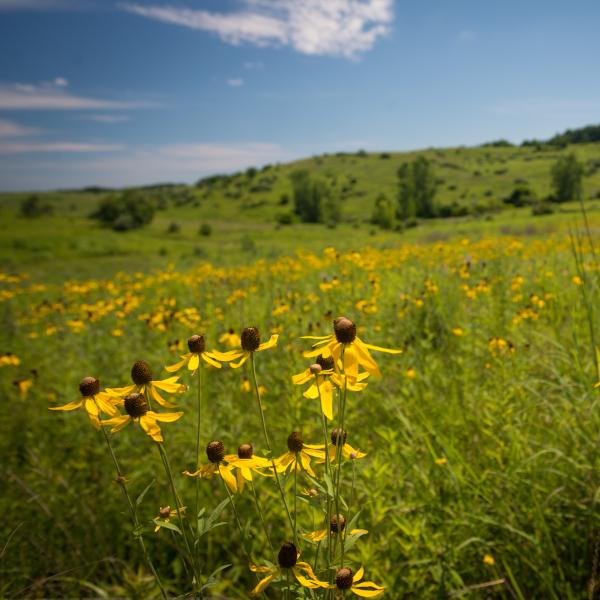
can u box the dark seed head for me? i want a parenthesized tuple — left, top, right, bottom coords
(277, 542, 298, 569)
(330, 514, 346, 533)
(124, 393, 148, 418)
(241, 327, 261, 352)
(206, 440, 225, 464)
(287, 431, 304, 453)
(331, 428, 347, 446)
(316, 354, 335, 370)
(79, 376, 100, 397)
(237, 443, 253, 459)
(333, 317, 356, 344)
(131, 361, 153, 385)
(159, 506, 171, 518)
(187, 334, 206, 354)
(336, 567, 354, 590)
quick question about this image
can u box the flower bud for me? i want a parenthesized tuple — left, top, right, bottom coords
(237, 443, 254, 459)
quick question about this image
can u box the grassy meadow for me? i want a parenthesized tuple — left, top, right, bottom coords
(0, 144, 599, 599)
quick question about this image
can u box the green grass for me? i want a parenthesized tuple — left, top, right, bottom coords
(0, 144, 599, 599)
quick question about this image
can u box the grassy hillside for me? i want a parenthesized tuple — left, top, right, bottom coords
(1, 142, 600, 281)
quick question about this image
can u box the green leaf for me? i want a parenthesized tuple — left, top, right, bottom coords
(202, 563, 231, 590)
(152, 518, 182, 535)
(135, 479, 155, 507)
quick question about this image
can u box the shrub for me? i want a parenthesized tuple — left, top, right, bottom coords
(198, 223, 212, 237)
(275, 212, 294, 225)
(91, 190, 155, 231)
(550, 153, 584, 203)
(532, 202, 554, 216)
(371, 193, 394, 229)
(167, 222, 181, 234)
(503, 185, 537, 207)
(397, 157, 437, 219)
(20, 195, 53, 218)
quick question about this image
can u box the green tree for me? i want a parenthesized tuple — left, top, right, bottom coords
(20, 194, 53, 218)
(91, 190, 155, 231)
(397, 157, 437, 219)
(371, 193, 394, 229)
(290, 170, 323, 223)
(550, 153, 584, 203)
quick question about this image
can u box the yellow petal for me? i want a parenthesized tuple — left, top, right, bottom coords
(201, 352, 222, 368)
(219, 464, 237, 493)
(84, 398, 99, 416)
(149, 410, 184, 423)
(292, 369, 312, 385)
(230, 353, 249, 368)
(150, 385, 177, 408)
(257, 334, 278, 351)
(94, 394, 119, 416)
(165, 357, 188, 373)
(250, 574, 274, 596)
(353, 566, 365, 582)
(49, 399, 83, 411)
(302, 529, 327, 543)
(105, 384, 137, 398)
(320, 380, 333, 420)
(102, 414, 131, 433)
(188, 354, 200, 371)
(152, 377, 187, 393)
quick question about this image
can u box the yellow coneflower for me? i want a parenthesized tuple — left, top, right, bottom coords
(183, 440, 237, 493)
(318, 429, 366, 464)
(313, 566, 385, 596)
(101, 392, 183, 443)
(49, 376, 119, 429)
(302, 514, 368, 544)
(14, 378, 33, 399)
(165, 334, 225, 372)
(302, 316, 401, 377)
(219, 327, 241, 349)
(250, 542, 322, 596)
(276, 432, 325, 477)
(224, 443, 272, 493)
(153, 505, 186, 533)
(107, 360, 187, 408)
(220, 327, 278, 368)
(0, 352, 20, 367)
(292, 355, 368, 420)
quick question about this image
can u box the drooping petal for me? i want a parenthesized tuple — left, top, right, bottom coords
(165, 356, 189, 373)
(49, 399, 83, 411)
(94, 394, 119, 416)
(149, 410, 184, 423)
(302, 529, 327, 543)
(320, 380, 334, 420)
(300, 451, 316, 476)
(230, 353, 249, 369)
(250, 574, 274, 596)
(292, 369, 312, 385)
(149, 385, 178, 408)
(353, 566, 365, 583)
(187, 354, 200, 371)
(363, 342, 402, 354)
(84, 398, 100, 416)
(105, 384, 137, 398)
(102, 414, 132, 433)
(344, 443, 367, 459)
(139, 415, 163, 442)
(201, 352, 222, 368)
(219, 464, 237, 493)
(303, 382, 319, 400)
(152, 376, 187, 393)
(257, 334, 278, 352)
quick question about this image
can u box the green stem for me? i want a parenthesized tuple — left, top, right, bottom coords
(249, 352, 297, 545)
(157, 442, 200, 594)
(194, 362, 204, 591)
(293, 458, 298, 544)
(221, 477, 251, 562)
(100, 427, 168, 600)
(251, 480, 275, 561)
(334, 346, 348, 567)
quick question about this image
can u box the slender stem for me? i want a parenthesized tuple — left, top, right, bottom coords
(316, 378, 332, 576)
(249, 352, 297, 544)
(251, 479, 275, 560)
(286, 568, 291, 600)
(293, 458, 298, 543)
(334, 346, 348, 567)
(221, 477, 251, 561)
(195, 361, 203, 537)
(99, 426, 168, 600)
(157, 442, 200, 593)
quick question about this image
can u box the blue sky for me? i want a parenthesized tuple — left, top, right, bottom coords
(0, 0, 599, 191)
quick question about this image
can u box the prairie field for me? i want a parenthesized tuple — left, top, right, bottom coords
(0, 187, 599, 598)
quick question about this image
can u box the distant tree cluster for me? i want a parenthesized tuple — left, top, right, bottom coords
(91, 190, 155, 231)
(290, 170, 340, 225)
(550, 153, 583, 202)
(397, 157, 437, 219)
(20, 194, 53, 218)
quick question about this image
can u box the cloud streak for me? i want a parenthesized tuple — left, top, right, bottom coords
(0, 119, 40, 137)
(0, 80, 157, 111)
(0, 141, 124, 154)
(121, 0, 393, 58)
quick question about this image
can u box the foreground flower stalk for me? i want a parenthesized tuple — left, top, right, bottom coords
(249, 340, 297, 545)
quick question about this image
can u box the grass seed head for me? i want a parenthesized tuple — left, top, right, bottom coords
(241, 327, 261, 351)
(79, 376, 100, 397)
(187, 334, 206, 354)
(333, 317, 356, 344)
(131, 360, 153, 385)
(287, 431, 304, 452)
(277, 542, 298, 569)
(336, 567, 354, 589)
(331, 428, 347, 445)
(124, 392, 148, 418)
(206, 440, 226, 463)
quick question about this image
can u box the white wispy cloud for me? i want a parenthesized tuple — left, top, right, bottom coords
(0, 119, 40, 137)
(0, 142, 289, 189)
(0, 0, 78, 10)
(121, 0, 393, 58)
(0, 80, 157, 110)
(243, 61, 264, 69)
(85, 114, 131, 123)
(227, 78, 244, 87)
(0, 141, 124, 154)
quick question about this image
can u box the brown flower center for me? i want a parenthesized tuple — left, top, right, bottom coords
(331, 428, 347, 446)
(330, 514, 346, 533)
(79, 376, 100, 397)
(124, 393, 148, 418)
(131, 360, 153, 385)
(237, 443, 254, 459)
(277, 542, 298, 569)
(241, 327, 261, 352)
(316, 354, 335, 370)
(287, 431, 304, 453)
(336, 567, 354, 589)
(159, 506, 171, 518)
(206, 440, 225, 463)
(187, 334, 206, 354)
(333, 317, 356, 344)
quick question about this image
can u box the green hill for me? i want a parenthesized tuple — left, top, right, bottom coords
(1, 140, 600, 281)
